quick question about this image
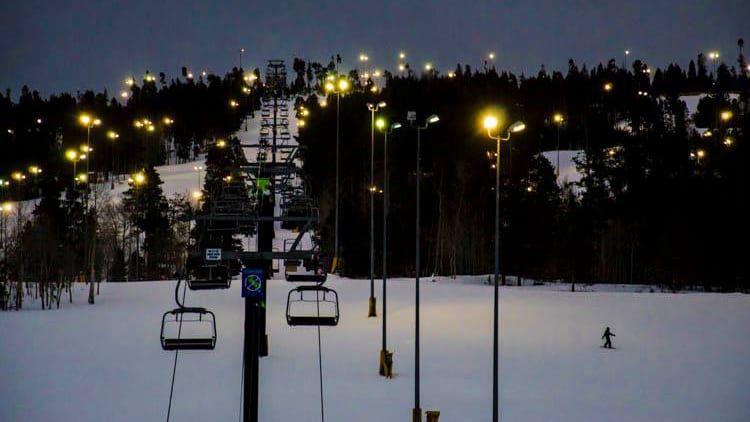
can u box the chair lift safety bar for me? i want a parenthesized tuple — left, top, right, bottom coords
(160, 307, 217, 350)
(286, 285, 340, 326)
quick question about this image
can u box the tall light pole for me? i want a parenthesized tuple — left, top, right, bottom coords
(240, 47, 245, 69)
(107, 131, 119, 189)
(553, 113, 564, 178)
(408, 112, 439, 422)
(377, 118, 401, 376)
(194, 165, 204, 190)
(483, 115, 525, 422)
(367, 101, 387, 318)
(325, 76, 350, 273)
(79, 114, 101, 189)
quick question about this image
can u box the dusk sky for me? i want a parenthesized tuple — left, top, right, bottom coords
(1, 0, 746, 97)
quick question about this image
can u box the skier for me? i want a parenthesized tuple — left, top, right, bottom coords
(602, 326, 616, 349)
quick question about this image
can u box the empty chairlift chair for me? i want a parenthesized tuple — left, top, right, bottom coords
(188, 265, 230, 290)
(160, 307, 217, 350)
(286, 285, 339, 326)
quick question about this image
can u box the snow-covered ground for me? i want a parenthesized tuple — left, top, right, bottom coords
(1, 277, 749, 422)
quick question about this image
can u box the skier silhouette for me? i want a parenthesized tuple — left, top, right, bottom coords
(602, 326, 616, 349)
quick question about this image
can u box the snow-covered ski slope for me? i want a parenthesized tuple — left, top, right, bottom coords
(2, 108, 750, 422)
(1, 279, 749, 421)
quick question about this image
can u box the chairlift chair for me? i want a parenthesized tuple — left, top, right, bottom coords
(160, 307, 217, 350)
(188, 265, 230, 290)
(286, 285, 339, 326)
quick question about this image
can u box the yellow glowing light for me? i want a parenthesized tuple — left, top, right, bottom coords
(526, 186, 534, 192)
(362, 72, 370, 79)
(79, 114, 91, 125)
(696, 149, 706, 159)
(424, 63, 433, 71)
(325, 82, 335, 92)
(134, 120, 143, 128)
(376, 118, 385, 129)
(399, 52, 406, 60)
(373, 70, 381, 77)
(488, 52, 495, 60)
(216, 139, 227, 148)
(107, 130, 119, 140)
(66, 149, 78, 161)
(603, 82, 613, 92)
(483, 116, 499, 130)
(298, 119, 306, 127)
(125, 78, 135, 86)
(133, 172, 146, 185)
(2, 202, 13, 213)
(608, 148, 617, 157)
(187, 72, 194, 79)
(320, 99, 328, 107)
(229, 100, 239, 108)
(80, 145, 91, 153)
(370, 85, 378, 93)
(553, 113, 564, 124)
(326, 74, 335, 81)
(398, 64, 406, 72)
(338, 79, 350, 92)
(147, 125, 155, 132)
(223, 175, 233, 183)
(192, 191, 203, 200)
(359, 54, 369, 62)
(28, 166, 42, 175)
(723, 137, 734, 146)
(301, 109, 310, 116)
(720, 110, 733, 121)
(447, 72, 456, 78)
(120, 91, 129, 99)
(703, 130, 712, 137)
(76, 173, 88, 183)
(163, 117, 174, 125)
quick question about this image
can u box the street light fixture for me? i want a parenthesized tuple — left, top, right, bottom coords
(377, 118, 401, 377)
(326, 75, 350, 274)
(553, 113, 564, 177)
(107, 131, 120, 188)
(193, 165, 204, 189)
(409, 112, 439, 422)
(366, 101, 387, 317)
(483, 114, 525, 422)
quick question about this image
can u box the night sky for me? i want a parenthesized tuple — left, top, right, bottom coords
(1, 0, 746, 97)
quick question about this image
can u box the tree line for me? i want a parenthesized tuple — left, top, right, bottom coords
(297, 50, 749, 292)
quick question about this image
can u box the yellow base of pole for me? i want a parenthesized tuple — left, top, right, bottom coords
(330, 256, 338, 274)
(425, 410, 440, 422)
(412, 408, 422, 422)
(379, 349, 393, 377)
(368, 296, 377, 317)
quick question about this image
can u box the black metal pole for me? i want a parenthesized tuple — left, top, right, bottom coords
(493, 135, 500, 422)
(382, 129, 388, 353)
(369, 108, 376, 317)
(244, 298, 260, 422)
(414, 127, 421, 420)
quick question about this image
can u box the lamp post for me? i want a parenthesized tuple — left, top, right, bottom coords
(194, 165, 204, 190)
(377, 118, 401, 376)
(79, 114, 101, 190)
(107, 131, 119, 189)
(325, 76, 350, 273)
(553, 113, 564, 178)
(408, 112, 439, 422)
(483, 115, 525, 422)
(28, 166, 42, 196)
(367, 101, 387, 318)
(129, 171, 146, 280)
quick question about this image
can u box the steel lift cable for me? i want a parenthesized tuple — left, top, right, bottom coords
(165, 278, 188, 422)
